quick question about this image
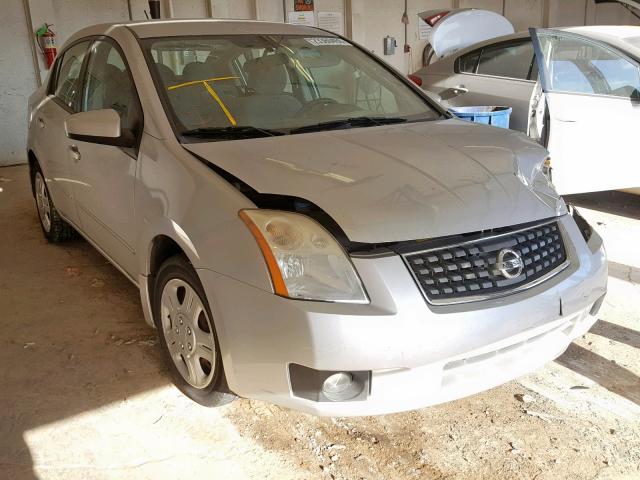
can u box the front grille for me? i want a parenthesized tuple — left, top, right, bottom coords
(403, 220, 569, 305)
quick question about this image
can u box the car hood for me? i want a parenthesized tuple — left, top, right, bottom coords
(184, 119, 564, 243)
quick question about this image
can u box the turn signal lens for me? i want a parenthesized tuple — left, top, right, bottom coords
(239, 209, 369, 303)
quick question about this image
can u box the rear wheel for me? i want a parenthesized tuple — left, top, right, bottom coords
(33, 167, 74, 243)
(153, 254, 235, 407)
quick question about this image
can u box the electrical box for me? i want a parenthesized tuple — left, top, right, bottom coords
(383, 36, 396, 56)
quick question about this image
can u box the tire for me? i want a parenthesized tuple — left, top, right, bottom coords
(32, 164, 74, 243)
(153, 254, 236, 407)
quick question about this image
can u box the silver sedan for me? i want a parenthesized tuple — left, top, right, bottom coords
(27, 19, 606, 416)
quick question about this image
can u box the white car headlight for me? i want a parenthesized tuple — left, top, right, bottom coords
(239, 209, 369, 303)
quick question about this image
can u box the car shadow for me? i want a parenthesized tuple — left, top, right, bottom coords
(564, 190, 640, 221)
(607, 260, 640, 285)
(590, 319, 640, 350)
(0, 166, 169, 479)
(556, 342, 640, 405)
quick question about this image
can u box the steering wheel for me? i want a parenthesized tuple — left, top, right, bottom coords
(296, 97, 339, 117)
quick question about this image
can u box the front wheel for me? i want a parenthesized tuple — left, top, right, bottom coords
(153, 254, 235, 407)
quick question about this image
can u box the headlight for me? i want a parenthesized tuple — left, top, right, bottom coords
(568, 205, 593, 243)
(239, 209, 369, 303)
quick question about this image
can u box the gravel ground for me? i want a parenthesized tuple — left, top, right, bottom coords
(1, 165, 638, 479)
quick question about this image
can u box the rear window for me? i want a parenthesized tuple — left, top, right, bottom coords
(476, 40, 535, 80)
(457, 50, 480, 73)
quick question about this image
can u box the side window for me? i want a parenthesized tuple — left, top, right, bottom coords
(549, 61, 594, 94)
(547, 38, 640, 98)
(82, 40, 142, 132)
(457, 50, 481, 74)
(53, 41, 90, 110)
(476, 41, 535, 80)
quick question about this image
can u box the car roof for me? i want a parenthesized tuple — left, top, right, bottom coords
(65, 19, 331, 45)
(562, 25, 640, 57)
(437, 26, 640, 63)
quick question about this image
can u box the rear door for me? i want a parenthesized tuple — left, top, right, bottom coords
(530, 28, 640, 194)
(443, 38, 538, 132)
(32, 41, 91, 225)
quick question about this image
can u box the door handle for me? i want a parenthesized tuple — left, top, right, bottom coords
(38, 117, 45, 128)
(69, 144, 81, 162)
(440, 86, 469, 101)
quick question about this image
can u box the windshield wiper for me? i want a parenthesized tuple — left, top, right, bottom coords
(289, 116, 407, 135)
(181, 125, 286, 140)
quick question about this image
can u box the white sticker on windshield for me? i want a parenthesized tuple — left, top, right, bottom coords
(305, 37, 350, 47)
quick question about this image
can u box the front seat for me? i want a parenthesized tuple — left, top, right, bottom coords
(171, 61, 239, 128)
(86, 64, 139, 131)
(242, 53, 302, 126)
(155, 62, 176, 86)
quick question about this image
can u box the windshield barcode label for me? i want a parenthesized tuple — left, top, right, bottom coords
(305, 37, 350, 47)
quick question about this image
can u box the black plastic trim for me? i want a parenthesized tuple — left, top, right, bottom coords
(68, 129, 137, 148)
(288, 363, 369, 403)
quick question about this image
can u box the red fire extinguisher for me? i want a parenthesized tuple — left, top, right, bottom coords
(36, 24, 57, 70)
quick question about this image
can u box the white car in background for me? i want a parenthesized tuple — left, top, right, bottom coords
(413, 8, 640, 195)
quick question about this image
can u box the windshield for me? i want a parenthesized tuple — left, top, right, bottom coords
(145, 35, 442, 140)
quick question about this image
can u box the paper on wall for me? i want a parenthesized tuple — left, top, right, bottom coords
(317, 12, 344, 36)
(418, 18, 433, 41)
(287, 11, 316, 27)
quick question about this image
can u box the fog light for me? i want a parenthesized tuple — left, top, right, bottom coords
(322, 372, 361, 401)
(289, 364, 370, 402)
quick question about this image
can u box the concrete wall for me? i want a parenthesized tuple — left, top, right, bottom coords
(1, 0, 639, 165)
(0, 1, 39, 165)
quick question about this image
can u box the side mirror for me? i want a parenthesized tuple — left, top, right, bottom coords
(65, 109, 135, 148)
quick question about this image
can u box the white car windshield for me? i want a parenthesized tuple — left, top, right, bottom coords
(145, 35, 442, 139)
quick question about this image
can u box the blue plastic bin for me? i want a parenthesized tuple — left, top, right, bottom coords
(449, 106, 512, 129)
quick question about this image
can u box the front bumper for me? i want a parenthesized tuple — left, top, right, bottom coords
(198, 215, 607, 416)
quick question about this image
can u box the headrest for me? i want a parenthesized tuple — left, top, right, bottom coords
(155, 63, 176, 85)
(243, 52, 290, 73)
(182, 61, 214, 81)
(101, 64, 129, 92)
(244, 53, 291, 95)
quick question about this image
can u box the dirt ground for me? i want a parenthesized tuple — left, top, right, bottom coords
(0, 164, 638, 480)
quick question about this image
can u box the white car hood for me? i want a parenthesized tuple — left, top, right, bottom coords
(185, 119, 562, 243)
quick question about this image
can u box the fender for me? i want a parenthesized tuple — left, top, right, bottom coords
(136, 217, 201, 327)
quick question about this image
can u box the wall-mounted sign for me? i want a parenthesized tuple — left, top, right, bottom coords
(317, 12, 344, 35)
(295, 0, 314, 12)
(288, 11, 316, 27)
(418, 18, 433, 41)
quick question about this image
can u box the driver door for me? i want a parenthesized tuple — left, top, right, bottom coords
(67, 39, 143, 278)
(529, 28, 640, 194)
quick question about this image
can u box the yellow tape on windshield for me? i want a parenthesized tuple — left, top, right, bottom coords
(167, 76, 238, 127)
(167, 76, 239, 90)
(202, 81, 237, 127)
